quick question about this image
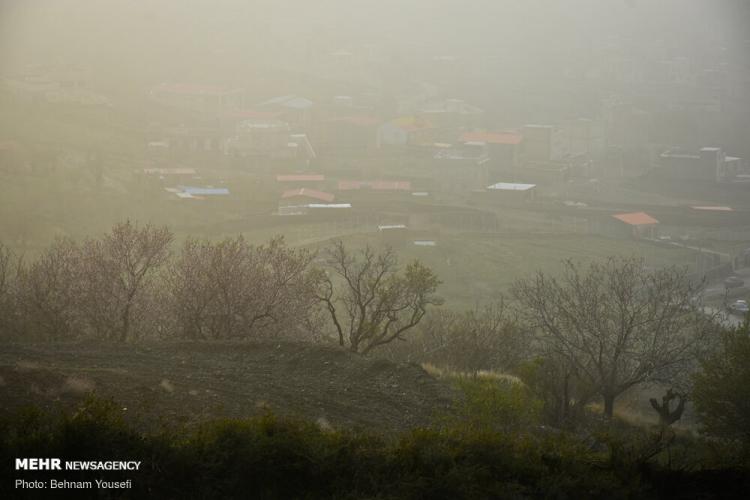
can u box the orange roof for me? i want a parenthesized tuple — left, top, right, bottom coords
(612, 212, 659, 226)
(281, 188, 334, 203)
(461, 131, 523, 145)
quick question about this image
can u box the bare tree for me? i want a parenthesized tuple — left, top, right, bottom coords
(315, 241, 442, 354)
(169, 236, 319, 340)
(168, 237, 219, 339)
(512, 256, 715, 418)
(516, 352, 597, 427)
(16, 237, 82, 339)
(0, 242, 20, 337)
(244, 237, 320, 337)
(78, 221, 173, 341)
(408, 299, 531, 373)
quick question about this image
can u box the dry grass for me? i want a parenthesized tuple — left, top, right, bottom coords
(421, 363, 524, 385)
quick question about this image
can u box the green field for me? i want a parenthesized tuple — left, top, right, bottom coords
(308, 231, 699, 307)
(0, 94, 703, 309)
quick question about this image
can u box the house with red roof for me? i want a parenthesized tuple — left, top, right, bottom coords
(459, 130, 524, 178)
(609, 212, 659, 239)
(278, 188, 345, 217)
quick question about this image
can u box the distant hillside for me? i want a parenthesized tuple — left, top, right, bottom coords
(0, 341, 456, 432)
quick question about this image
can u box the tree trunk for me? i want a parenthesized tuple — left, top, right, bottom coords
(120, 304, 131, 342)
(562, 372, 570, 422)
(603, 393, 615, 418)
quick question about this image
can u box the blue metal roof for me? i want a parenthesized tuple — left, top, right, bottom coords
(180, 186, 230, 196)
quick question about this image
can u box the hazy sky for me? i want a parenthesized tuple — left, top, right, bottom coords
(2, 0, 747, 81)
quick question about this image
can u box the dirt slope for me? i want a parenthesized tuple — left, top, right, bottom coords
(0, 341, 456, 432)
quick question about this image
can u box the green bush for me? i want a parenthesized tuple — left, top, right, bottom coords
(450, 375, 542, 433)
(693, 322, 750, 462)
(1, 397, 748, 499)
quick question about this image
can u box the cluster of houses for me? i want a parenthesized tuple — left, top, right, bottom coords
(133, 73, 750, 270)
(4, 52, 747, 264)
(142, 81, 616, 212)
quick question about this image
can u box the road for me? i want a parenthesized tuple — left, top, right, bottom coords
(701, 266, 750, 328)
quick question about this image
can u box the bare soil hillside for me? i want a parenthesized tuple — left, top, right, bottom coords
(0, 341, 456, 432)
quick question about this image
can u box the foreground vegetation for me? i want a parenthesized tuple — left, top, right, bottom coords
(1, 393, 748, 500)
(3, 220, 750, 492)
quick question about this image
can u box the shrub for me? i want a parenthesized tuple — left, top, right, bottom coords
(3, 398, 749, 498)
(450, 374, 542, 434)
(693, 322, 750, 459)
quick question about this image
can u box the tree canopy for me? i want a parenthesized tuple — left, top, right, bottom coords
(315, 241, 442, 354)
(512, 256, 716, 418)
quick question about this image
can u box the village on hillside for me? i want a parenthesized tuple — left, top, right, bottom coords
(2, 3, 750, 313)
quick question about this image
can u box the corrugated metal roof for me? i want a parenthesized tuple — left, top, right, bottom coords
(180, 186, 230, 196)
(612, 212, 659, 225)
(691, 206, 733, 212)
(487, 182, 536, 191)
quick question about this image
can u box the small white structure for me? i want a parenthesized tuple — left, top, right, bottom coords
(487, 182, 536, 191)
(485, 182, 537, 201)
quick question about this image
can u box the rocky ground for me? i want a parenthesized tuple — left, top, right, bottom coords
(0, 341, 457, 433)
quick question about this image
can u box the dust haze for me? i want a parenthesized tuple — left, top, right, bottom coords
(1, 1, 750, 497)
